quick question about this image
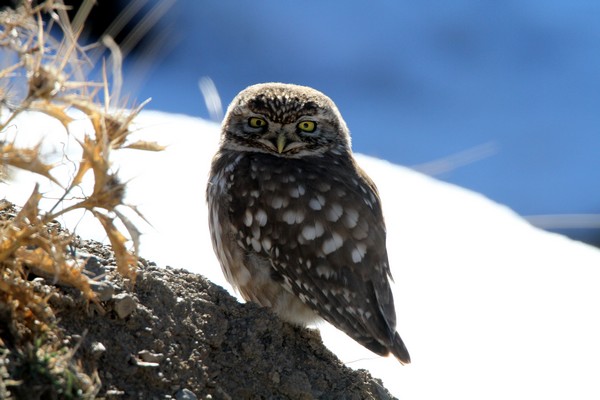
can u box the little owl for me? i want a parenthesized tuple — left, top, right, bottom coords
(207, 83, 410, 364)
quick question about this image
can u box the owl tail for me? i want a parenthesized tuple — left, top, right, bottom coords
(391, 332, 411, 365)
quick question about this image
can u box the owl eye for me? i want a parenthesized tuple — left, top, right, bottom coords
(297, 120, 316, 133)
(248, 117, 267, 128)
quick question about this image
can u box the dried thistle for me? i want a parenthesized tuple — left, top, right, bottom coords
(1, 0, 161, 336)
(0, 2, 164, 396)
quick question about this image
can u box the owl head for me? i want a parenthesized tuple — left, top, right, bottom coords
(221, 83, 351, 158)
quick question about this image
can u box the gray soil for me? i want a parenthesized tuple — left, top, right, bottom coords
(37, 237, 397, 399)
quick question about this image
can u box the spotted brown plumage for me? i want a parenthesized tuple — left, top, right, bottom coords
(207, 82, 410, 364)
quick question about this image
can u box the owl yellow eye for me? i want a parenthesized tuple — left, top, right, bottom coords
(248, 117, 267, 128)
(297, 120, 316, 133)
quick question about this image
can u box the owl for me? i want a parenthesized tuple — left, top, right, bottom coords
(206, 83, 410, 364)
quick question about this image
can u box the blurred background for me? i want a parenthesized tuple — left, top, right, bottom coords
(36, 0, 600, 245)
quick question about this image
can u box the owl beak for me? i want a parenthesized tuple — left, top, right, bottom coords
(276, 133, 287, 154)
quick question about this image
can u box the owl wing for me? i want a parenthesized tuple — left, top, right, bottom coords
(230, 156, 409, 362)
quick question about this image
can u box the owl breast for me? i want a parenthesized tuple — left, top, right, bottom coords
(208, 149, 390, 328)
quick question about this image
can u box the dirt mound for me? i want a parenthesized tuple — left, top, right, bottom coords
(7, 237, 396, 399)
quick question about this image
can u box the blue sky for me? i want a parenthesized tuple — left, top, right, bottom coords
(120, 1, 600, 244)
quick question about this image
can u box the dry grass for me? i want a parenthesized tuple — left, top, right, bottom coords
(0, 1, 162, 397)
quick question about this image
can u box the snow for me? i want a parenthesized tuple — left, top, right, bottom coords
(3, 110, 600, 399)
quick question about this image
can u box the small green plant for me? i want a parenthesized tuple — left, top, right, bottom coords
(8, 334, 100, 399)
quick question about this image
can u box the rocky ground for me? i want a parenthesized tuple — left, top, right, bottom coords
(1, 234, 397, 399)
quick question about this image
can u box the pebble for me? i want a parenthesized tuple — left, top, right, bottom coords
(91, 341, 106, 359)
(175, 388, 197, 400)
(90, 281, 115, 302)
(113, 293, 136, 319)
(132, 359, 160, 368)
(77, 251, 105, 275)
(138, 350, 165, 363)
(270, 371, 280, 384)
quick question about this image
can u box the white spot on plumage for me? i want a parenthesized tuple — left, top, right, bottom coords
(289, 187, 302, 198)
(270, 196, 285, 209)
(322, 232, 344, 255)
(261, 237, 272, 251)
(282, 209, 305, 224)
(251, 238, 261, 252)
(288, 184, 306, 198)
(255, 209, 268, 226)
(343, 208, 359, 229)
(308, 194, 326, 210)
(316, 264, 336, 279)
(342, 288, 353, 302)
(225, 153, 244, 173)
(308, 198, 322, 210)
(325, 203, 344, 222)
(351, 242, 367, 263)
(352, 220, 369, 240)
(301, 221, 325, 240)
(282, 276, 293, 291)
(243, 209, 253, 227)
(299, 293, 309, 304)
